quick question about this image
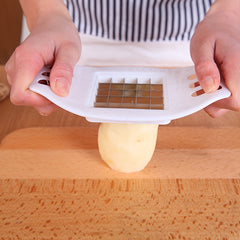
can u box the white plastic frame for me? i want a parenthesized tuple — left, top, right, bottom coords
(30, 65, 231, 124)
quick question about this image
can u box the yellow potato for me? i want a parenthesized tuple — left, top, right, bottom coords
(98, 123, 158, 173)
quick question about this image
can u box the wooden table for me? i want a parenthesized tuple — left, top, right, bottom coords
(1, 65, 240, 239)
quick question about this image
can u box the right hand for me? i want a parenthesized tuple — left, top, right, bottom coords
(5, 12, 81, 116)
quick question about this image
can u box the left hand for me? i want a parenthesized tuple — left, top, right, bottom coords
(190, 0, 240, 118)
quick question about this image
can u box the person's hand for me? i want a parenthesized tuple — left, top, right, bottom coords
(5, 11, 81, 116)
(190, 0, 240, 118)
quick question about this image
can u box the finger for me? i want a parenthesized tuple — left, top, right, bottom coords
(204, 52, 240, 113)
(190, 32, 220, 93)
(202, 53, 240, 116)
(35, 103, 59, 116)
(204, 96, 236, 111)
(204, 105, 229, 118)
(9, 47, 50, 106)
(217, 54, 240, 111)
(50, 42, 81, 97)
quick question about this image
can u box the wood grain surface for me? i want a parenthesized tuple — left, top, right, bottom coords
(0, 178, 239, 240)
(0, 126, 240, 239)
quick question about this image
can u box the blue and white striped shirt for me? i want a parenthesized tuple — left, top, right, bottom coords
(64, 0, 214, 42)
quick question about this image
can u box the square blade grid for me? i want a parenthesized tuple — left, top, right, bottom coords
(94, 78, 164, 110)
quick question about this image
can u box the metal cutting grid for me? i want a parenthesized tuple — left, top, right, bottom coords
(94, 78, 164, 109)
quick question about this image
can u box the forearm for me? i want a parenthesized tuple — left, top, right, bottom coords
(19, 0, 71, 31)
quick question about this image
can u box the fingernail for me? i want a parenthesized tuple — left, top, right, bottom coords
(39, 111, 49, 117)
(54, 78, 69, 97)
(201, 76, 215, 93)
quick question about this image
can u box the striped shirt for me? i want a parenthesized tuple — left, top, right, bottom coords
(64, 0, 214, 42)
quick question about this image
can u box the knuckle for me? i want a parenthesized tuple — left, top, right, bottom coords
(61, 41, 81, 60)
(68, 40, 81, 49)
(195, 59, 213, 73)
(65, 41, 80, 51)
(10, 90, 25, 105)
(13, 44, 43, 67)
(52, 63, 73, 80)
(14, 45, 25, 62)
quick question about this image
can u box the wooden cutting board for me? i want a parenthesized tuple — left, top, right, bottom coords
(0, 126, 240, 239)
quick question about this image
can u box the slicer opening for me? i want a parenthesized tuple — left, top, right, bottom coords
(38, 79, 50, 86)
(94, 76, 164, 110)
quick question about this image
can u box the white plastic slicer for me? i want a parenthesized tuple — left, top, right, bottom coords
(30, 65, 231, 124)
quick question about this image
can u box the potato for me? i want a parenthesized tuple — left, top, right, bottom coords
(98, 123, 158, 173)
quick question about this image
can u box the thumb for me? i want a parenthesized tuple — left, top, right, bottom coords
(50, 42, 81, 97)
(190, 36, 220, 93)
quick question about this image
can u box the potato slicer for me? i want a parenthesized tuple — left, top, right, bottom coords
(30, 65, 231, 124)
